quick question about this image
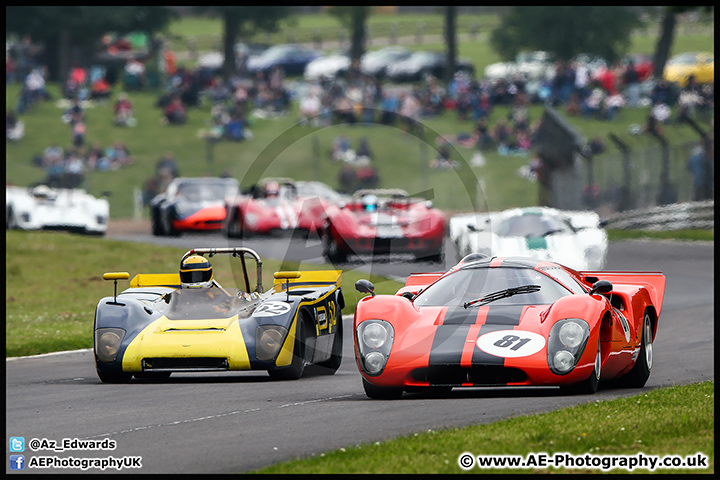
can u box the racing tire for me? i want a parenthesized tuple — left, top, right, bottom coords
(97, 370, 133, 384)
(151, 210, 164, 236)
(226, 211, 243, 239)
(617, 311, 653, 388)
(561, 338, 601, 395)
(362, 378, 403, 400)
(316, 313, 343, 374)
(7, 207, 18, 230)
(268, 319, 307, 381)
(323, 229, 347, 264)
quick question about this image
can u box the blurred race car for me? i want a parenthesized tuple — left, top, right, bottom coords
(93, 247, 344, 383)
(449, 207, 608, 270)
(319, 189, 446, 264)
(353, 255, 665, 399)
(224, 178, 347, 238)
(6, 184, 109, 235)
(150, 177, 239, 236)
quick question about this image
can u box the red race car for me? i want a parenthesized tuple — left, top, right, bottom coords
(224, 178, 347, 238)
(353, 255, 665, 399)
(319, 189, 446, 264)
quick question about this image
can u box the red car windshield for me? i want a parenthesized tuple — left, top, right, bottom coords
(413, 266, 572, 307)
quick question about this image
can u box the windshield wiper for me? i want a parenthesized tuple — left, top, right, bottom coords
(463, 284, 541, 309)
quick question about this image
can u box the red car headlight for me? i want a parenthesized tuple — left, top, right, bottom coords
(356, 320, 394, 376)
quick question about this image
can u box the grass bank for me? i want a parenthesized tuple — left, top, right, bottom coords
(4, 230, 403, 357)
(254, 380, 714, 474)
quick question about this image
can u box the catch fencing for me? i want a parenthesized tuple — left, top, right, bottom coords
(574, 139, 713, 214)
(602, 200, 714, 231)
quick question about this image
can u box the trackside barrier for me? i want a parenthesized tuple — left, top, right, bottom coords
(602, 200, 714, 231)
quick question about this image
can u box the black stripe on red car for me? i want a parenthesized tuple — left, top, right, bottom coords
(484, 305, 525, 326)
(428, 328, 471, 365)
(470, 305, 525, 366)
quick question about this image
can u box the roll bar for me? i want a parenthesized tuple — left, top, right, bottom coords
(181, 247, 264, 293)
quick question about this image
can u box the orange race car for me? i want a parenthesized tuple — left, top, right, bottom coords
(150, 177, 239, 236)
(353, 255, 665, 399)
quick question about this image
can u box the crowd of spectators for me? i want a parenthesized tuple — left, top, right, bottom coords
(7, 32, 715, 202)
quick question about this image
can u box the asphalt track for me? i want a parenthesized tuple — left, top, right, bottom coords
(5, 233, 714, 474)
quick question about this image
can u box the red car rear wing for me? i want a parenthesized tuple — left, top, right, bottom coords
(580, 271, 666, 316)
(396, 272, 445, 296)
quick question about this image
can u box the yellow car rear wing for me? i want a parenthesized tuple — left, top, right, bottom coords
(130, 273, 182, 289)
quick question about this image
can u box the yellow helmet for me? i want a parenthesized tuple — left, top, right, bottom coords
(179, 255, 213, 289)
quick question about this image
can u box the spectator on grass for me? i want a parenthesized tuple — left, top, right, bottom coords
(431, 138, 456, 169)
(163, 95, 187, 125)
(650, 99, 671, 124)
(622, 60, 640, 108)
(224, 113, 245, 142)
(64, 150, 85, 188)
(62, 97, 85, 125)
(582, 82, 605, 118)
(156, 151, 180, 178)
(113, 92, 135, 126)
(400, 92, 421, 135)
(379, 92, 399, 125)
(473, 117, 493, 151)
(42, 143, 64, 168)
(603, 91, 625, 121)
(687, 145, 709, 201)
(6, 109, 24, 141)
(331, 135, 353, 162)
(338, 164, 356, 194)
(72, 120, 87, 148)
(299, 88, 321, 126)
(356, 137, 374, 162)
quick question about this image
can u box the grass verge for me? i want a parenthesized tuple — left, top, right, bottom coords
(5, 230, 403, 357)
(254, 381, 714, 474)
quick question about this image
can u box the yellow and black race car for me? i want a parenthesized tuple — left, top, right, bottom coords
(94, 247, 343, 383)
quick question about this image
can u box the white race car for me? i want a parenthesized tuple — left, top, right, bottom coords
(449, 206, 607, 270)
(6, 184, 109, 235)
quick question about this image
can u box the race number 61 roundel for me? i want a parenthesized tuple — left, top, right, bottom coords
(476, 330, 546, 358)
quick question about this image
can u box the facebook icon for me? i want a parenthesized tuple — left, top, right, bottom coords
(10, 455, 25, 470)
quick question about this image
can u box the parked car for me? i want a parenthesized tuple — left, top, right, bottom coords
(246, 44, 323, 76)
(6, 184, 109, 235)
(385, 51, 474, 83)
(663, 51, 714, 87)
(360, 46, 413, 79)
(150, 177, 239, 236)
(304, 53, 351, 82)
(196, 42, 269, 73)
(448, 207, 608, 270)
(484, 51, 555, 82)
(353, 255, 665, 399)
